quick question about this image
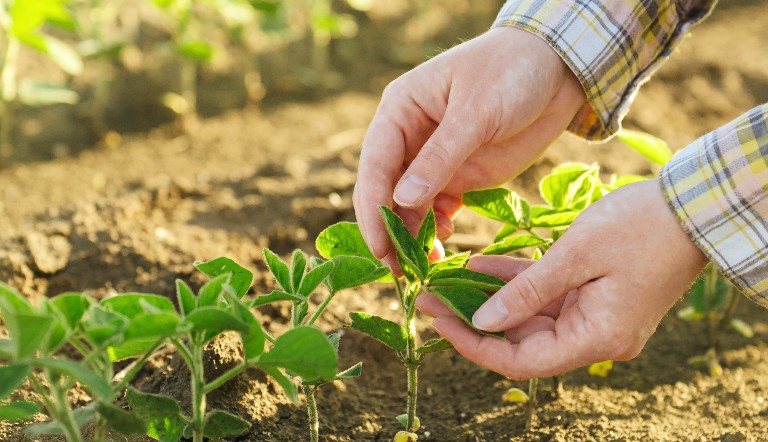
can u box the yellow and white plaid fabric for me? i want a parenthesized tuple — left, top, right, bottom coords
(493, 0, 716, 141)
(662, 105, 768, 306)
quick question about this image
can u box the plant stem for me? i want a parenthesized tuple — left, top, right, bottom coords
(191, 341, 206, 442)
(49, 374, 84, 442)
(525, 377, 538, 432)
(305, 290, 337, 326)
(304, 383, 320, 442)
(203, 361, 246, 395)
(114, 338, 166, 391)
(404, 283, 419, 432)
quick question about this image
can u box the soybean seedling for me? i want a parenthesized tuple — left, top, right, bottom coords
(318, 208, 506, 440)
(462, 162, 645, 430)
(252, 247, 383, 442)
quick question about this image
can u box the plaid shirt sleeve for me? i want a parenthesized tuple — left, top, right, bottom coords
(493, 0, 716, 141)
(661, 104, 768, 306)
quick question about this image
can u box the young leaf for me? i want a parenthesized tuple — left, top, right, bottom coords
(0, 340, 11, 359)
(0, 364, 31, 400)
(428, 252, 470, 276)
(0, 282, 32, 314)
(327, 256, 390, 292)
(416, 208, 436, 257)
(249, 290, 305, 308)
(427, 286, 494, 331)
(539, 163, 599, 210)
(290, 250, 308, 294)
(297, 260, 334, 296)
(617, 129, 673, 166)
(327, 332, 342, 353)
(196, 274, 230, 308)
(95, 403, 147, 436)
(346, 312, 407, 352)
(48, 292, 91, 330)
(463, 188, 527, 226)
(483, 235, 551, 255)
(184, 307, 249, 336)
(258, 326, 338, 382)
(3, 312, 54, 360)
(123, 312, 180, 342)
(261, 366, 298, 404)
(0, 401, 40, 421)
(176, 279, 196, 316)
(530, 210, 580, 228)
(101, 293, 175, 319)
(203, 410, 251, 440)
(316, 222, 378, 261)
(379, 206, 428, 281)
(194, 257, 254, 298)
(263, 248, 292, 292)
(336, 362, 363, 380)
(494, 223, 519, 242)
(221, 291, 265, 360)
(108, 339, 161, 362)
(24, 404, 95, 437)
(85, 306, 128, 347)
(124, 387, 185, 442)
(34, 358, 112, 402)
(416, 338, 453, 354)
(176, 40, 214, 62)
(428, 268, 505, 292)
(687, 277, 707, 314)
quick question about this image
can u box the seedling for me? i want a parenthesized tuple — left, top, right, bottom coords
(253, 247, 381, 442)
(462, 162, 644, 430)
(318, 208, 506, 440)
(0, 0, 83, 163)
(678, 264, 753, 376)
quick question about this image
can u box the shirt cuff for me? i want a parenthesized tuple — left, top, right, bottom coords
(493, 0, 715, 141)
(660, 104, 768, 306)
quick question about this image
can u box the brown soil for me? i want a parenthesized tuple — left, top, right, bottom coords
(2, 1, 768, 441)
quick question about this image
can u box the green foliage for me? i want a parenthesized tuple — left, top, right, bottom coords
(616, 129, 673, 165)
(347, 312, 407, 352)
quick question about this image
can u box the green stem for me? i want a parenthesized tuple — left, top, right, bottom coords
(264, 331, 276, 345)
(203, 361, 247, 395)
(404, 283, 419, 432)
(49, 373, 84, 442)
(172, 338, 194, 367)
(305, 290, 337, 326)
(191, 342, 206, 442)
(114, 338, 166, 391)
(304, 383, 319, 442)
(525, 377, 538, 432)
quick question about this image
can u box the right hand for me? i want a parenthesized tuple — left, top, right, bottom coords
(353, 26, 587, 264)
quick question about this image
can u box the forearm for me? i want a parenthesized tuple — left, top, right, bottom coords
(660, 103, 768, 306)
(493, 0, 717, 141)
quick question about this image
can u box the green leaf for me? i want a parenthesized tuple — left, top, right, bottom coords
(123, 312, 180, 341)
(101, 293, 175, 319)
(34, 358, 112, 402)
(258, 327, 338, 382)
(327, 256, 390, 292)
(530, 210, 580, 228)
(617, 129, 673, 166)
(263, 248, 292, 293)
(85, 306, 128, 346)
(39, 35, 84, 76)
(0, 340, 11, 358)
(124, 388, 185, 442)
(48, 292, 91, 330)
(416, 338, 453, 354)
(379, 206, 428, 282)
(176, 40, 214, 62)
(0, 282, 32, 314)
(297, 260, 334, 296)
(176, 280, 196, 316)
(428, 286, 493, 331)
(108, 338, 160, 362)
(261, 366, 298, 404)
(0, 364, 31, 400)
(96, 403, 147, 436)
(346, 312, 406, 352)
(221, 291, 265, 361)
(249, 290, 305, 307)
(328, 332, 342, 353)
(195, 257, 254, 298)
(494, 223, 519, 242)
(335, 362, 363, 380)
(539, 163, 600, 210)
(428, 268, 505, 292)
(316, 222, 377, 261)
(416, 208, 436, 257)
(428, 252, 470, 276)
(184, 307, 249, 336)
(3, 312, 54, 359)
(462, 188, 527, 226)
(483, 235, 551, 255)
(197, 274, 230, 308)
(0, 401, 40, 421)
(24, 404, 95, 437)
(289, 250, 308, 294)
(203, 409, 251, 440)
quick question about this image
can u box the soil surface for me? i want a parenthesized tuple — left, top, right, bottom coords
(2, 1, 768, 441)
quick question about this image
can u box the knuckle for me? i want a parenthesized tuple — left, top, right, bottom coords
(603, 331, 643, 361)
(419, 140, 452, 170)
(512, 273, 545, 315)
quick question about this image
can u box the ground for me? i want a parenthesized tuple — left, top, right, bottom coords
(1, 0, 768, 441)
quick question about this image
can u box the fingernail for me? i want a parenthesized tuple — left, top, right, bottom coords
(472, 296, 508, 330)
(394, 175, 430, 207)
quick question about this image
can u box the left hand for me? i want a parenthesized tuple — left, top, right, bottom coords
(416, 178, 708, 379)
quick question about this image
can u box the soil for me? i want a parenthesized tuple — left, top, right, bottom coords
(2, 0, 768, 441)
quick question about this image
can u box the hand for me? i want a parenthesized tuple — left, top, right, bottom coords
(353, 27, 586, 264)
(416, 179, 708, 379)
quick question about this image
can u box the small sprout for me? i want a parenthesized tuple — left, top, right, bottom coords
(396, 414, 420, 431)
(730, 319, 755, 338)
(501, 387, 530, 403)
(588, 360, 614, 378)
(393, 430, 419, 442)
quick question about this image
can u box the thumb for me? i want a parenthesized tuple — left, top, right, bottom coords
(471, 246, 591, 332)
(393, 105, 483, 208)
